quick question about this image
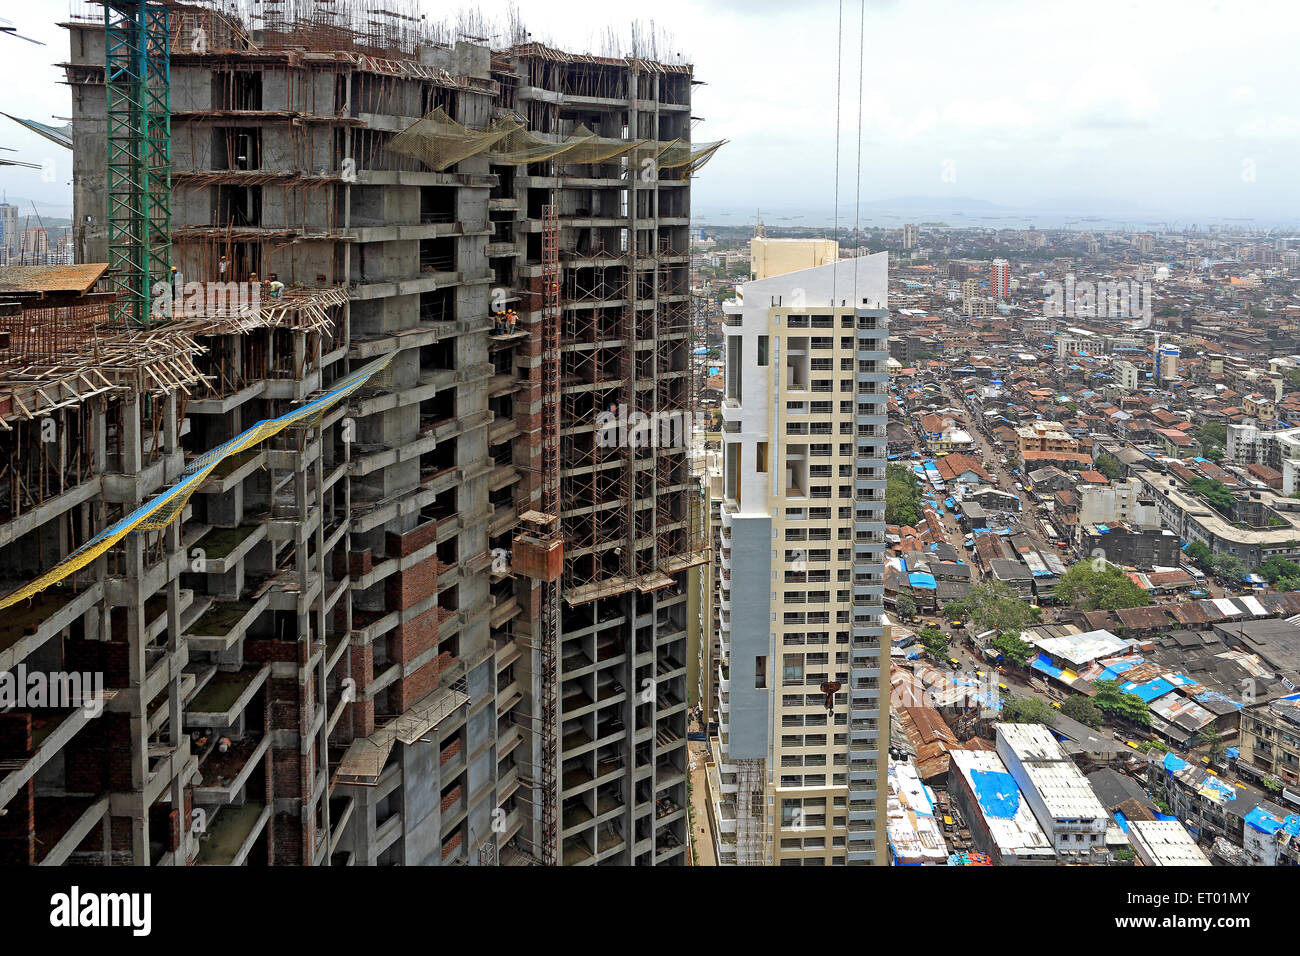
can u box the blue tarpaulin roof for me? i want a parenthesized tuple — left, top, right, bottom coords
(969, 768, 1020, 820)
(1121, 677, 1175, 703)
(1202, 776, 1237, 801)
(1163, 752, 1189, 774)
(1095, 658, 1139, 683)
(1113, 810, 1130, 834)
(1243, 807, 1300, 837)
(1196, 689, 1243, 710)
(909, 572, 937, 590)
(1031, 654, 1064, 679)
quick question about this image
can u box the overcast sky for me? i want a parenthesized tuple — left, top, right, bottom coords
(3, 0, 1298, 225)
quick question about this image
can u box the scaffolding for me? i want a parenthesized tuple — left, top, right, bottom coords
(557, 231, 704, 605)
(735, 758, 767, 866)
(0, 350, 391, 611)
(536, 203, 562, 866)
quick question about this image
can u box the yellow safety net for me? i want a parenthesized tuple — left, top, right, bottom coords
(0, 353, 394, 612)
(388, 108, 724, 175)
(656, 139, 726, 178)
(386, 108, 514, 172)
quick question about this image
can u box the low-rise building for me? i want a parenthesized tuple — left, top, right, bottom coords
(1127, 819, 1211, 866)
(1078, 523, 1182, 569)
(995, 723, 1112, 863)
(947, 749, 1056, 865)
(886, 758, 949, 865)
(1238, 693, 1300, 789)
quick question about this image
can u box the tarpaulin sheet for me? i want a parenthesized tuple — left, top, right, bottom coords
(1244, 807, 1300, 836)
(1163, 752, 1189, 774)
(1121, 677, 1175, 703)
(1095, 658, 1139, 682)
(1031, 654, 1064, 679)
(909, 572, 937, 590)
(1199, 776, 1237, 802)
(1196, 690, 1243, 710)
(970, 768, 1020, 820)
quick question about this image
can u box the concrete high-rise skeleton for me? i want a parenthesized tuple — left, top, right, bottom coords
(0, 0, 714, 866)
(706, 252, 889, 865)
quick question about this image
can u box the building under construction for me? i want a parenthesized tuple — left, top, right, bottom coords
(0, 0, 715, 866)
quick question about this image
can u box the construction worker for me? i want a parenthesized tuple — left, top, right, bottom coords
(267, 273, 285, 299)
(217, 254, 229, 279)
(506, 309, 517, 333)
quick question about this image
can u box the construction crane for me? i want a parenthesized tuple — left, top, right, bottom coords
(0, 16, 44, 45)
(102, 0, 171, 328)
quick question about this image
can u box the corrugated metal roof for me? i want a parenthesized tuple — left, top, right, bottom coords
(0, 263, 108, 295)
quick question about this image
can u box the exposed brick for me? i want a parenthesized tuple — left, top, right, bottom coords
(349, 642, 375, 738)
(0, 713, 32, 759)
(245, 640, 300, 664)
(385, 519, 438, 558)
(385, 554, 437, 611)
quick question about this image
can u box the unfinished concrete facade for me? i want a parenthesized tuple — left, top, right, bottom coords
(489, 47, 702, 864)
(0, 2, 705, 866)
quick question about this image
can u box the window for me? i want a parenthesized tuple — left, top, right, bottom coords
(782, 654, 804, 684)
(755, 655, 767, 689)
(756, 441, 768, 473)
(757, 335, 770, 366)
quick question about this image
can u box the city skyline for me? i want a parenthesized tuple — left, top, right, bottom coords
(3, 0, 1298, 224)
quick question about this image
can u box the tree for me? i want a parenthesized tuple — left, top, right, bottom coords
(944, 579, 1035, 635)
(1053, 561, 1152, 611)
(1061, 695, 1102, 729)
(991, 630, 1033, 668)
(917, 626, 949, 659)
(1209, 552, 1246, 582)
(1204, 445, 1225, 463)
(886, 463, 923, 527)
(1196, 422, 1227, 450)
(1188, 476, 1235, 516)
(895, 593, 917, 620)
(1185, 540, 1214, 568)
(1093, 679, 1151, 727)
(1258, 556, 1300, 584)
(1095, 453, 1121, 480)
(1195, 723, 1226, 763)
(1001, 695, 1057, 725)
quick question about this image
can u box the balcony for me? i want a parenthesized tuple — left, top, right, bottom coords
(195, 802, 271, 866)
